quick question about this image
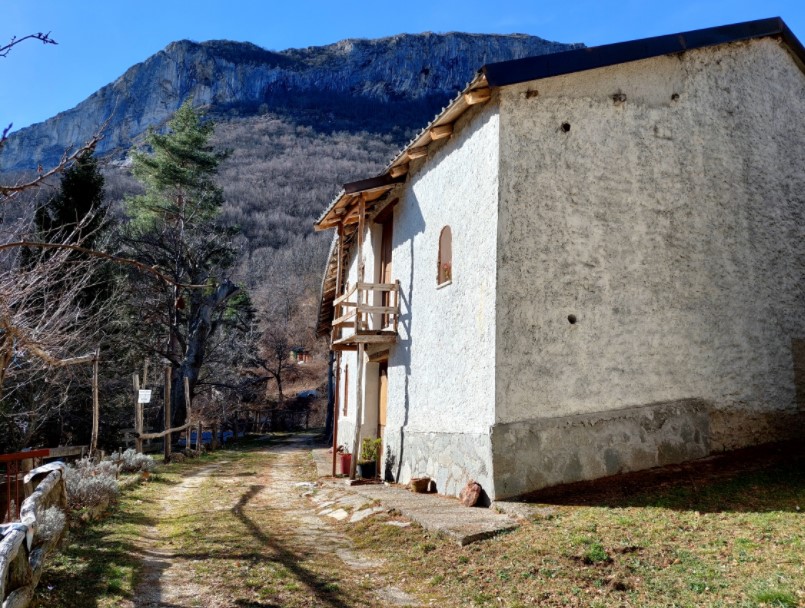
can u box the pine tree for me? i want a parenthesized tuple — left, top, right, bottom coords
(35, 150, 106, 247)
(124, 101, 245, 428)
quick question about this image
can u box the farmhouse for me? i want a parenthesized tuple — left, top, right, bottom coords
(314, 18, 805, 501)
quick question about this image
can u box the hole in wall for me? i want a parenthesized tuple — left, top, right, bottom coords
(567, 314, 577, 324)
(561, 122, 571, 133)
(671, 93, 680, 101)
(525, 89, 539, 99)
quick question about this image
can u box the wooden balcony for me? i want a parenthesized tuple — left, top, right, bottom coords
(331, 281, 400, 351)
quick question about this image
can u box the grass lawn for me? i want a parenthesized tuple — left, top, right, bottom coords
(347, 451, 805, 607)
(35, 437, 804, 607)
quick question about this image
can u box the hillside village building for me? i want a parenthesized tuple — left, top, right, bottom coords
(314, 18, 805, 501)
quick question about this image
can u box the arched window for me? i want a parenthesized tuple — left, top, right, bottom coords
(438, 226, 452, 285)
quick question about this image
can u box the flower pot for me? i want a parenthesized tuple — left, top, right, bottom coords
(356, 460, 376, 479)
(337, 453, 352, 476)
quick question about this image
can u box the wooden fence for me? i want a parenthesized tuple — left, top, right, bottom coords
(0, 462, 67, 608)
(2, 447, 86, 523)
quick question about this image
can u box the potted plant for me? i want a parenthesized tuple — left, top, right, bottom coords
(356, 437, 382, 479)
(336, 445, 351, 477)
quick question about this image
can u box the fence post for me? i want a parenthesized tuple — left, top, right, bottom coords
(133, 373, 143, 453)
(163, 367, 172, 462)
(183, 377, 192, 449)
(90, 346, 100, 457)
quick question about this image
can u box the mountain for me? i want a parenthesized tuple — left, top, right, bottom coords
(1, 33, 581, 171)
(1, 32, 581, 299)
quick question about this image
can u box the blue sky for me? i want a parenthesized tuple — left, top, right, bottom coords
(2, 0, 804, 132)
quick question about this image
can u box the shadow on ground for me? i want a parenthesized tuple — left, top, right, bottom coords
(35, 506, 160, 607)
(231, 483, 358, 608)
(518, 440, 805, 514)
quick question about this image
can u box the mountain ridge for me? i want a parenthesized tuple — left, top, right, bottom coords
(0, 32, 582, 172)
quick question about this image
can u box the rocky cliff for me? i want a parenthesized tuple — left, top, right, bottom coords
(1, 32, 581, 171)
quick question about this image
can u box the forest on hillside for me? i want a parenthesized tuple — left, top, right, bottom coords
(0, 99, 394, 454)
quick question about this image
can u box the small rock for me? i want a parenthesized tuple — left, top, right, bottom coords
(385, 521, 411, 528)
(459, 480, 482, 507)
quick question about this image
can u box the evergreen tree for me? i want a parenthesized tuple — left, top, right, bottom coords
(35, 150, 106, 246)
(124, 101, 246, 427)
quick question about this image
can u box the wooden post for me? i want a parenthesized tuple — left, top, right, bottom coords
(196, 420, 202, 451)
(332, 223, 345, 344)
(330, 223, 345, 475)
(90, 346, 100, 457)
(142, 359, 149, 387)
(350, 344, 365, 479)
(348, 195, 367, 479)
(332, 352, 341, 477)
(183, 377, 192, 449)
(163, 367, 172, 462)
(133, 373, 143, 453)
(211, 422, 218, 450)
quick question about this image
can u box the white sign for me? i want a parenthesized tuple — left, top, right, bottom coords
(138, 390, 152, 404)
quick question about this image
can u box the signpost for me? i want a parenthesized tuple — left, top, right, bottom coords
(138, 390, 152, 404)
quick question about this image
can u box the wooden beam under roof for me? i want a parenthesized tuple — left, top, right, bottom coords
(429, 124, 453, 140)
(464, 87, 491, 105)
(389, 163, 409, 178)
(407, 146, 428, 160)
(344, 173, 406, 195)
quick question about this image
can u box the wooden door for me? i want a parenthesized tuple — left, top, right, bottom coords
(377, 361, 388, 479)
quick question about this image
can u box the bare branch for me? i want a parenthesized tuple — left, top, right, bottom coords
(0, 241, 207, 288)
(0, 32, 57, 58)
(0, 132, 104, 199)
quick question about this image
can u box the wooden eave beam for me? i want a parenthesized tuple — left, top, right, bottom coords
(464, 87, 491, 105)
(407, 146, 428, 160)
(429, 123, 453, 140)
(389, 163, 409, 178)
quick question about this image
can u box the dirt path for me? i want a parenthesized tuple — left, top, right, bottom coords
(129, 439, 417, 608)
(133, 463, 222, 607)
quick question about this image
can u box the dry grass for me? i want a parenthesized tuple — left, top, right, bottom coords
(36, 437, 805, 608)
(346, 457, 805, 607)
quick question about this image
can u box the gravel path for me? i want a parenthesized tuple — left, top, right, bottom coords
(130, 440, 418, 607)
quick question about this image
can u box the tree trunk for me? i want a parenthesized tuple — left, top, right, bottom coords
(170, 280, 239, 426)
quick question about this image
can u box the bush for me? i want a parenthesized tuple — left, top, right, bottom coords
(63, 458, 120, 512)
(37, 506, 66, 544)
(107, 448, 155, 473)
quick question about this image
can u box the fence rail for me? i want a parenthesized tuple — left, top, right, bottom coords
(0, 462, 67, 608)
(2, 448, 86, 523)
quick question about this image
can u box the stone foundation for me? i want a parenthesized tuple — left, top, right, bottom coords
(490, 399, 710, 500)
(709, 408, 805, 452)
(392, 430, 493, 502)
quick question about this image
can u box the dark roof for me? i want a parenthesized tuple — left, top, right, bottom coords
(482, 17, 805, 87)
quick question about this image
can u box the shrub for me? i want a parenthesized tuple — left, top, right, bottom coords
(37, 506, 66, 544)
(63, 458, 120, 512)
(107, 448, 155, 473)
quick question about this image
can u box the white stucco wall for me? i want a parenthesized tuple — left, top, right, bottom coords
(388, 103, 500, 435)
(336, 102, 501, 492)
(495, 39, 805, 425)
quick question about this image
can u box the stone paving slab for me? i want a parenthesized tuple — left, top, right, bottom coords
(311, 447, 518, 546)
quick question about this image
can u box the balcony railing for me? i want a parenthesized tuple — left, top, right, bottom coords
(331, 281, 400, 350)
